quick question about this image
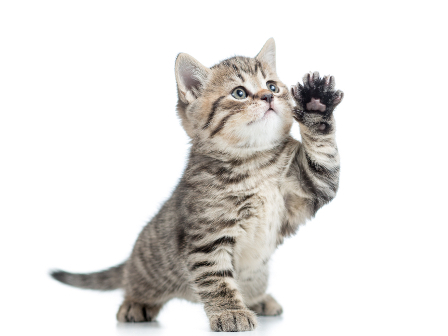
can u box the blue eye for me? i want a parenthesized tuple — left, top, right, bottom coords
(267, 82, 279, 93)
(231, 87, 247, 99)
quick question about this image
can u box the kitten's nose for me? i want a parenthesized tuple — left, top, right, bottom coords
(256, 89, 273, 104)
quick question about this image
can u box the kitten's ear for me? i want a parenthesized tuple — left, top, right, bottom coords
(256, 38, 276, 72)
(175, 53, 210, 104)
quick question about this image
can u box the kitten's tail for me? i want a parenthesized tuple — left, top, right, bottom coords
(50, 263, 125, 291)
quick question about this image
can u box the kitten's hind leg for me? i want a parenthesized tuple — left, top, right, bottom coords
(116, 299, 164, 322)
(249, 294, 283, 316)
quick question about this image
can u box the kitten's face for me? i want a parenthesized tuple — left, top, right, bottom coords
(176, 39, 293, 155)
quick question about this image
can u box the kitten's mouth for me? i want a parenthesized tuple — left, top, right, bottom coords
(262, 108, 276, 118)
(247, 107, 276, 125)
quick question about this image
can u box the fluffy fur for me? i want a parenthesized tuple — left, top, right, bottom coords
(51, 38, 343, 332)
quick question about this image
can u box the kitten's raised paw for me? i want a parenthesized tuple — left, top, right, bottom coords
(249, 294, 283, 316)
(291, 71, 343, 117)
(209, 309, 257, 332)
(116, 300, 162, 323)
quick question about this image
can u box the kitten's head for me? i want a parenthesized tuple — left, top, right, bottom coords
(175, 38, 293, 156)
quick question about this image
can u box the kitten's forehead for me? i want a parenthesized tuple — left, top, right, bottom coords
(209, 56, 276, 89)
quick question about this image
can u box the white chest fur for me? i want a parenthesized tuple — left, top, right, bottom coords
(235, 181, 285, 277)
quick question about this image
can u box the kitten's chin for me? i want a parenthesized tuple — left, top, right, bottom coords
(235, 112, 285, 150)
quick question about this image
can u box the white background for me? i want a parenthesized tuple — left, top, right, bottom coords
(1, 1, 447, 335)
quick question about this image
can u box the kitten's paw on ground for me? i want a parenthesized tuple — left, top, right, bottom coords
(291, 71, 343, 116)
(209, 309, 257, 332)
(116, 300, 162, 322)
(249, 294, 283, 316)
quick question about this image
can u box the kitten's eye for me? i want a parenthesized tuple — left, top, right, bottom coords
(231, 87, 247, 99)
(267, 82, 279, 93)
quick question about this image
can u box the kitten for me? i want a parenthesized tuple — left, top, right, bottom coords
(51, 38, 343, 332)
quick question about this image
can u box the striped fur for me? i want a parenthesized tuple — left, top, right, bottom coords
(51, 39, 343, 332)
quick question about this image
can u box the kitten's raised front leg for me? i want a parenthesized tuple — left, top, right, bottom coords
(286, 72, 343, 219)
(187, 235, 257, 332)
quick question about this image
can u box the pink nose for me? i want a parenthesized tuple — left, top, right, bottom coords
(256, 89, 273, 103)
(261, 93, 273, 103)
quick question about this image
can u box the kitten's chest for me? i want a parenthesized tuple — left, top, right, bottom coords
(234, 181, 285, 273)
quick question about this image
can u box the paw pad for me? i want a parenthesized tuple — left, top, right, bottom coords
(291, 71, 343, 116)
(306, 98, 326, 112)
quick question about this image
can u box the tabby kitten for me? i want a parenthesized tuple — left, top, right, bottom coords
(51, 38, 343, 332)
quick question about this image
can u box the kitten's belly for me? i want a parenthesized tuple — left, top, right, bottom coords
(235, 185, 285, 275)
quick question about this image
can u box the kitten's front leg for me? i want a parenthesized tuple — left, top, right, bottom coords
(288, 72, 343, 216)
(187, 236, 257, 332)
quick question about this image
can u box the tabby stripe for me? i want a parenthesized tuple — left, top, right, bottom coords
(198, 286, 237, 300)
(235, 194, 254, 206)
(143, 252, 164, 286)
(255, 59, 266, 78)
(189, 236, 236, 254)
(197, 217, 240, 228)
(210, 114, 232, 137)
(297, 155, 321, 197)
(196, 279, 219, 287)
(215, 172, 249, 184)
(305, 152, 330, 175)
(231, 64, 245, 82)
(299, 158, 334, 204)
(213, 166, 250, 182)
(217, 218, 241, 228)
(194, 270, 234, 284)
(328, 180, 338, 192)
(240, 66, 253, 76)
(189, 233, 205, 241)
(135, 251, 155, 283)
(203, 96, 225, 130)
(321, 152, 337, 159)
(154, 241, 184, 285)
(228, 158, 245, 166)
(214, 166, 232, 175)
(304, 153, 340, 186)
(146, 243, 173, 287)
(190, 261, 216, 271)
